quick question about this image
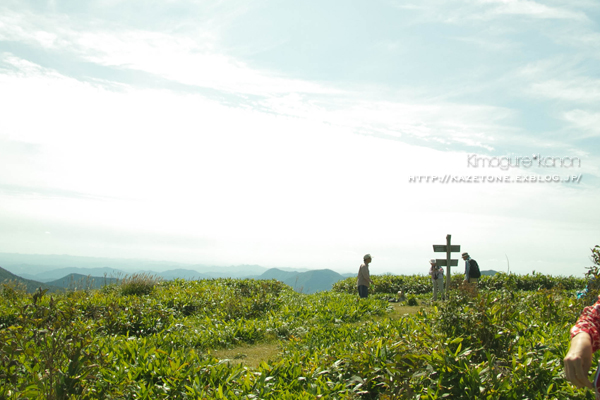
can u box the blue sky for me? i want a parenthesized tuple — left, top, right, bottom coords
(0, 0, 599, 276)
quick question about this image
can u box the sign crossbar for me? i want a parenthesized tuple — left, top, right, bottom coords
(432, 235, 461, 287)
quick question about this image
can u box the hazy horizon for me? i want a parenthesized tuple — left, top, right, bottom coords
(0, 251, 590, 278)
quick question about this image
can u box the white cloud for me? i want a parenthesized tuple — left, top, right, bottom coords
(0, 51, 519, 169)
(256, 93, 516, 151)
(563, 109, 600, 138)
(528, 78, 600, 103)
(3, 52, 581, 258)
(1, 1, 599, 273)
(478, 0, 589, 21)
(513, 57, 600, 105)
(452, 35, 519, 51)
(0, 8, 336, 97)
(573, 32, 600, 50)
(390, 0, 589, 24)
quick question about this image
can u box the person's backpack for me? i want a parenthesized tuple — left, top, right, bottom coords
(469, 259, 481, 278)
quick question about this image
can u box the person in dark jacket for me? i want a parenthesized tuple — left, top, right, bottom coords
(462, 252, 480, 285)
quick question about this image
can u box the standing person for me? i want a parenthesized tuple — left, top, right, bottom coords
(429, 259, 444, 301)
(357, 254, 373, 299)
(462, 252, 480, 285)
(564, 298, 600, 399)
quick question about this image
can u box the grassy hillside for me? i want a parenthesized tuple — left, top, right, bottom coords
(0, 273, 593, 399)
(0, 265, 59, 293)
(154, 269, 211, 280)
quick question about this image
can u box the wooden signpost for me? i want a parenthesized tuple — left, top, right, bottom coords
(433, 234, 460, 287)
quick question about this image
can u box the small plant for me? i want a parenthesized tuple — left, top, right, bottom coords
(66, 274, 96, 293)
(579, 245, 600, 306)
(120, 273, 162, 296)
(32, 286, 48, 305)
(407, 295, 418, 306)
(1, 280, 27, 304)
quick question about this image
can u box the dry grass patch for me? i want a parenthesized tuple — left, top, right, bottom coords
(210, 342, 281, 369)
(387, 302, 431, 319)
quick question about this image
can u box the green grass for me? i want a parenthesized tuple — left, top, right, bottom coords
(0, 275, 594, 399)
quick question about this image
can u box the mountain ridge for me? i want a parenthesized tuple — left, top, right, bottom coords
(259, 268, 347, 293)
(0, 265, 60, 293)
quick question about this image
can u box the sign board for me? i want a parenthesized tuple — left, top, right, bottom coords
(435, 259, 459, 267)
(433, 245, 461, 253)
(434, 235, 461, 288)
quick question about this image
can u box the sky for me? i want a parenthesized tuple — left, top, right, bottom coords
(0, 0, 599, 276)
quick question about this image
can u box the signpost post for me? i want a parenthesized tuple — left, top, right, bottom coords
(433, 234, 461, 288)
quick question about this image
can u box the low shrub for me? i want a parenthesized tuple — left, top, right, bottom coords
(332, 272, 586, 295)
(578, 245, 600, 306)
(120, 273, 162, 296)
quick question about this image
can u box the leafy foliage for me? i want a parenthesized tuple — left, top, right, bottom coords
(0, 270, 595, 399)
(407, 295, 419, 306)
(332, 271, 585, 295)
(579, 245, 600, 306)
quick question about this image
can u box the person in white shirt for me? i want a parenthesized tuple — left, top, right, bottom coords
(357, 254, 373, 298)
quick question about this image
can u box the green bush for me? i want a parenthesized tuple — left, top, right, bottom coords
(579, 245, 600, 306)
(406, 295, 418, 306)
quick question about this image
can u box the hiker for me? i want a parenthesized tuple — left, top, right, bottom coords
(357, 254, 373, 299)
(397, 290, 406, 302)
(429, 259, 444, 301)
(564, 298, 600, 398)
(462, 252, 480, 285)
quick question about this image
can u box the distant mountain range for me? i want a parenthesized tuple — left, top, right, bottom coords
(0, 252, 270, 279)
(45, 273, 120, 290)
(19, 267, 128, 282)
(16, 265, 271, 283)
(0, 253, 336, 293)
(0, 253, 354, 294)
(0, 265, 59, 292)
(481, 270, 497, 276)
(0, 252, 190, 275)
(0, 252, 498, 294)
(258, 268, 352, 293)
